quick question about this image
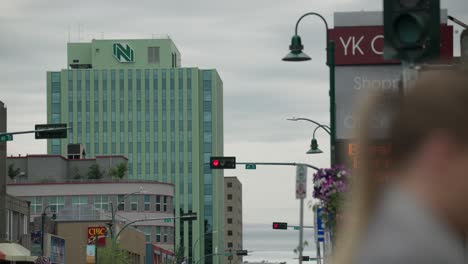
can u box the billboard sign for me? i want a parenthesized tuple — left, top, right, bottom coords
(335, 65, 402, 139)
(87, 226, 107, 247)
(295, 165, 307, 199)
(86, 245, 96, 264)
(49, 235, 65, 264)
(329, 25, 453, 65)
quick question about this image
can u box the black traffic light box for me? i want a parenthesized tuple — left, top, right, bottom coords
(384, 0, 440, 62)
(210, 156, 236, 169)
(272, 222, 288, 230)
(35, 124, 67, 139)
(302, 256, 310, 261)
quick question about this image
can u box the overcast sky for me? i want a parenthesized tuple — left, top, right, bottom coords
(2, 1, 467, 262)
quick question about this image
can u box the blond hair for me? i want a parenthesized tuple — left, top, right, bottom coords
(331, 69, 468, 264)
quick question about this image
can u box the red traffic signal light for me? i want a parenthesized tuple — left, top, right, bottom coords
(210, 157, 236, 169)
(272, 222, 288, 230)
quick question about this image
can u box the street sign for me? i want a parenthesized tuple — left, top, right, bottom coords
(245, 164, 256, 170)
(316, 208, 325, 242)
(293, 226, 299, 230)
(164, 218, 172, 223)
(296, 165, 307, 199)
(236, 250, 248, 256)
(35, 124, 67, 139)
(0, 134, 13, 142)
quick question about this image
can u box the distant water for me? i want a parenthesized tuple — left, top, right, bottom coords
(242, 223, 318, 264)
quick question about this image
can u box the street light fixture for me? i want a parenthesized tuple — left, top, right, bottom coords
(307, 138, 323, 154)
(283, 12, 336, 167)
(287, 118, 330, 155)
(283, 35, 311, 62)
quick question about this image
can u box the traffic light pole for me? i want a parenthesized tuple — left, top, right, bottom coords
(236, 161, 319, 264)
(236, 162, 319, 172)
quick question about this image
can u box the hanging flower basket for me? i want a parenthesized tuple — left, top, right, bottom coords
(313, 165, 351, 235)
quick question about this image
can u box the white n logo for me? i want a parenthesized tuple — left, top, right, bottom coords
(112, 43, 135, 63)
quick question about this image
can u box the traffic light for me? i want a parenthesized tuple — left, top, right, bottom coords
(236, 250, 248, 256)
(272, 222, 288, 230)
(384, 0, 440, 62)
(302, 256, 310, 261)
(35, 124, 68, 139)
(210, 156, 236, 169)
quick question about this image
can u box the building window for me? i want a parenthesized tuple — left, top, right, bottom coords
(30, 197, 43, 213)
(117, 195, 125, 211)
(156, 226, 161, 242)
(227, 230, 233, 236)
(72, 196, 88, 206)
(227, 242, 233, 248)
(130, 195, 138, 211)
(148, 47, 160, 64)
(142, 226, 151, 243)
(227, 182, 233, 188)
(48, 196, 65, 213)
(155, 196, 161, 212)
(227, 218, 233, 224)
(163, 227, 168, 243)
(163, 196, 168, 212)
(94, 195, 108, 211)
(227, 194, 232, 200)
(227, 206, 233, 212)
(144, 195, 151, 211)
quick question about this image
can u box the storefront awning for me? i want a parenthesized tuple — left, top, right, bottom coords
(0, 243, 37, 262)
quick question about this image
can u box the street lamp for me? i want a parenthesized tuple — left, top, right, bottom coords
(41, 205, 57, 257)
(283, 12, 336, 166)
(191, 230, 218, 264)
(109, 187, 146, 240)
(287, 118, 331, 155)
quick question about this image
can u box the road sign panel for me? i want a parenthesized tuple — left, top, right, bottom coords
(296, 165, 307, 199)
(164, 218, 172, 223)
(0, 134, 13, 142)
(245, 164, 256, 170)
(293, 226, 299, 230)
(35, 124, 67, 139)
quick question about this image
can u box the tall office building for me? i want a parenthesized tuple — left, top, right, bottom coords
(46, 38, 225, 263)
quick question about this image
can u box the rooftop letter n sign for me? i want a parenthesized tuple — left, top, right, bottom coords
(113, 43, 135, 63)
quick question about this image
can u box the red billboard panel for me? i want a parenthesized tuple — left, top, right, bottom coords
(87, 226, 107, 247)
(329, 25, 453, 65)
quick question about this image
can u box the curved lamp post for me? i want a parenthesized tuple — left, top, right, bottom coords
(108, 187, 146, 239)
(283, 12, 336, 166)
(41, 205, 57, 256)
(287, 117, 331, 154)
(190, 230, 218, 264)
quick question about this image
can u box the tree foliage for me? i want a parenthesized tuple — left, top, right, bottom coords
(109, 162, 128, 180)
(8, 164, 21, 180)
(87, 163, 104, 180)
(96, 240, 130, 264)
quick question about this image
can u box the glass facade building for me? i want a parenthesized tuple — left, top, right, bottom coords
(46, 38, 224, 264)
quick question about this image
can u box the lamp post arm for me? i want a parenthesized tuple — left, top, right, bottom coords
(115, 216, 188, 242)
(294, 12, 330, 45)
(288, 118, 331, 135)
(312, 125, 331, 139)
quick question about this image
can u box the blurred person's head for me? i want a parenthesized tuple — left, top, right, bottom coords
(333, 69, 468, 264)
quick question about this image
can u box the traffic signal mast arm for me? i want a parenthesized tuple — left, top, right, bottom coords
(236, 162, 319, 171)
(0, 127, 71, 137)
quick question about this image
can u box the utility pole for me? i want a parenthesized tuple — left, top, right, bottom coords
(0, 102, 7, 243)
